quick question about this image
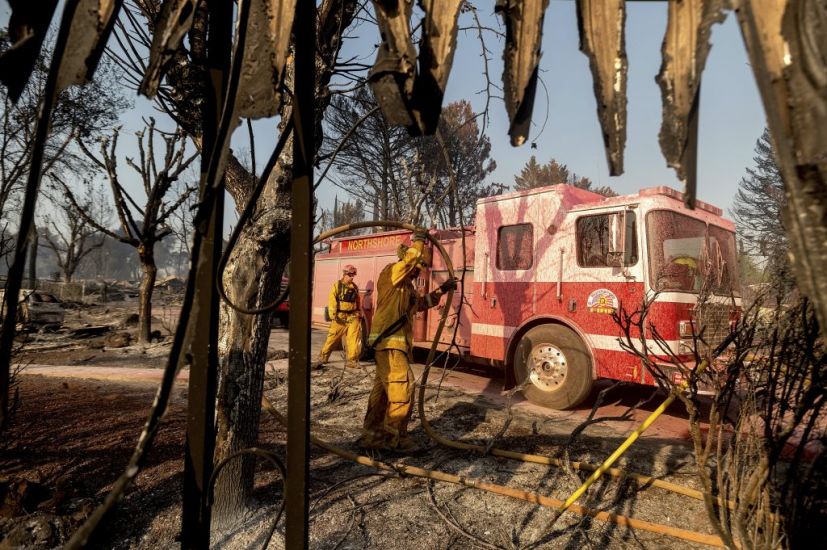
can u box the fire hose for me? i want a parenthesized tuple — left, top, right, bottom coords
(265, 221, 728, 547)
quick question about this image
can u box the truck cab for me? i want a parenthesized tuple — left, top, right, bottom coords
(472, 185, 739, 408)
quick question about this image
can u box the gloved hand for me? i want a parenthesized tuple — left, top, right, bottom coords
(439, 278, 458, 293)
(413, 228, 429, 242)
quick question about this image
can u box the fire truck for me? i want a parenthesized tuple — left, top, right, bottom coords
(312, 184, 740, 410)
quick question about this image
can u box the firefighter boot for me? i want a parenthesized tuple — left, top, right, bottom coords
(391, 436, 424, 455)
(356, 430, 387, 450)
(312, 353, 330, 370)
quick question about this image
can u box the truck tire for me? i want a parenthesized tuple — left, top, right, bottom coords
(513, 324, 593, 410)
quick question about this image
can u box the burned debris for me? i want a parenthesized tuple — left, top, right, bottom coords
(1, 0, 826, 549)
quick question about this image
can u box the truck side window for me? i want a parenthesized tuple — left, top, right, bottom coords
(577, 214, 619, 267)
(496, 223, 533, 270)
(577, 215, 610, 266)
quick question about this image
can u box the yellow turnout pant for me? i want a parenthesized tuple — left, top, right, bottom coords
(360, 349, 414, 448)
(319, 313, 362, 367)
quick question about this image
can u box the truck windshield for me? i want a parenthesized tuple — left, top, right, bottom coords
(646, 211, 740, 296)
(707, 225, 740, 296)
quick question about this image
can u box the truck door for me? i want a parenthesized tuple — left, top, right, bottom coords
(422, 233, 475, 351)
(574, 208, 643, 381)
(575, 209, 639, 277)
(490, 222, 536, 323)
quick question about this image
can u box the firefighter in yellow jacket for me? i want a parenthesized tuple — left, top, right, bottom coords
(318, 264, 362, 368)
(358, 233, 457, 452)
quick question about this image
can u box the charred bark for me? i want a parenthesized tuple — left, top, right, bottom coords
(211, 148, 292, 525)
(210, 0, 357, 527)
(27, 226, 38, 288)
(125, 0, 355, 526)
(138, 246, 157, 343)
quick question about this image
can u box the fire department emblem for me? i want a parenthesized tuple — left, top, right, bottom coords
(587, 289, 618, 314)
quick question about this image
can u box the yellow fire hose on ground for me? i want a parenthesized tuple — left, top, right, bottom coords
(416, 361, 721, 504)
(262, 396, 724, 547)
(558, 359, 714, 513)
(289, 222, 726, 547)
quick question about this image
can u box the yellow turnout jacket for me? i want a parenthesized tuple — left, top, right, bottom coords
(368, 240, 443, 356)
(328, 279, 360, 320)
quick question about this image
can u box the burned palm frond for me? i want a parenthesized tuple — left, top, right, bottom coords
(496, 0, 550, 147)
(656, 0, 726, 209)
(575, 0, 627, 176)
(1, 0, 121, 98)
(56, 0, 122, 91)
(369, 0, 418, 130)
(0, 0, 60, 102)
(782, 0, 827, 159)
(234, 0, 297, 119)
(414, 0, 463, 134)
(734, 0, 827, 336)
(140, 0, 198, 97)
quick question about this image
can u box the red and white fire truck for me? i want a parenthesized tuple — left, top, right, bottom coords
(312, 184, 740, 409)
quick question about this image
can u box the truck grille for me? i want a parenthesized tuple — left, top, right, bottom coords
(692, 301, 735, 355)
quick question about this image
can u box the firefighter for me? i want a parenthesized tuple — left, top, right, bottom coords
(358, 232, 457, 453)
(317, 264, 363, 369)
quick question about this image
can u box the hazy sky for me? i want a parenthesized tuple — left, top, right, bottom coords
(2, 1, 766, 226)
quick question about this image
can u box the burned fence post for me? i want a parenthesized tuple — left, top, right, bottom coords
(285, 0, 316, 547)
(180, 0, 233, 545)
(734, 0, 827, 334)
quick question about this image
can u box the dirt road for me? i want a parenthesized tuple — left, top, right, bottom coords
(22, 326, 701, 442)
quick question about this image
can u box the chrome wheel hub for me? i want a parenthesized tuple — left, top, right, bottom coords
(529, 344, 567, 392)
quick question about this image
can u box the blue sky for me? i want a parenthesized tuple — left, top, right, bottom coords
(435, 1, 763, 211)
(2, 1, 766, 227)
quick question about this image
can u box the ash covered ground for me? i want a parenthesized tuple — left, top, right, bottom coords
(1, 303, 716, 549)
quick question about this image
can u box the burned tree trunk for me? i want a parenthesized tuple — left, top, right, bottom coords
(27, 226, 38, 288)
(118, 0, 356, 526)
(138, 245, 157, 343)
(211, 153, 292, 525)
(210, 1, 357, 527)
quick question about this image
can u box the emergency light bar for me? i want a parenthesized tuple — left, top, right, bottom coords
(639, 186, 723, 217)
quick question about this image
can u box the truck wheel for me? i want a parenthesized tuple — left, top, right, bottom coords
(513, 324, 593, 410)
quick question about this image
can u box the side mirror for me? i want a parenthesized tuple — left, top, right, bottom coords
(623, 210, 636, 265)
